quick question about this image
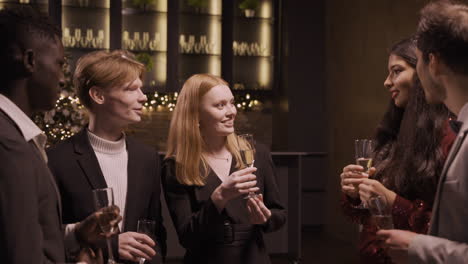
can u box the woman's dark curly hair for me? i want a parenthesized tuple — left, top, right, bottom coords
(372, 37, 452, 204)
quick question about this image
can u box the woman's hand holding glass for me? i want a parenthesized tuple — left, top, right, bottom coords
(358, 176, 397, 208)
(211, 166, 258, 211)
(340, 164, 371, 199)
(246, 194, 271, 224)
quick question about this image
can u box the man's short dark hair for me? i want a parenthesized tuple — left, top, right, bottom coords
(0, 6, 61, 83)
(416, 0, 468, 75)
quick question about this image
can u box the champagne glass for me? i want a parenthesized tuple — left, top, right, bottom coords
(237, 133, 257, 199)
(355, 139, 374, 172)
(368, 195, 394, 230)
(137, 219, 156, 264)
(92, 187, 116, 264)
(353, 139, 374, 209)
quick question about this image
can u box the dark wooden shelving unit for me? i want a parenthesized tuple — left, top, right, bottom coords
(36, 0, 282, 94)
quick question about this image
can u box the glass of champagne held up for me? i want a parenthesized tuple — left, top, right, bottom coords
(237, 133, 257, 199)
(353, 139, 374, 208)
(92, 187, 117, 264)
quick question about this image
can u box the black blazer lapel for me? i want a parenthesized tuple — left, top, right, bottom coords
(197, 160, 245, 217)
(29, 140, 64, 222)
(123, 138, 144, 230)
(196, 170, 222, 201)
(73, 130, 107, 190)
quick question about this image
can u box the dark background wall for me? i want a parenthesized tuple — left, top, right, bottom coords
(278, 0, 328, 229)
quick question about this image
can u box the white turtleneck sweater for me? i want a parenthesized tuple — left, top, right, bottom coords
(87, 130, 128, 230)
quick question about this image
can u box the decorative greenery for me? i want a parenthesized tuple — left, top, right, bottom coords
(187, 0, 209, 8)
(239, 0, 259, 10)
(131, 0, 156, 10)
(33, 57, 87, 147)
(135, 53, 154, 72)
(33, 57, 264, 147)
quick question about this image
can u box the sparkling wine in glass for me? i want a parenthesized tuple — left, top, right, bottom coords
(137, 219, 157, 264)
(356, 157, 373, 172)
(368, 195, 394, 230)
(372, 215, 394, 230)
(237, 133, 257, 199)
(355, 139, 374, 172)
(353, 139, 374, 209)
(92, 187, 116, 264)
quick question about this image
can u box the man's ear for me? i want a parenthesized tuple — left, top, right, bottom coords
(89, 86, 105, 105)
(428, 53, 446, 77)
(23, 49, 35, 73)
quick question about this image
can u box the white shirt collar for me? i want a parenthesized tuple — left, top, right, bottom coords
(457, 102, 468, 122)
(0, 93, 45, 144)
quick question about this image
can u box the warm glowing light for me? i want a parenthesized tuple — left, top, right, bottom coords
(155, 0, 167, 12)
(209, 0, 222, 15)
(155, 15, 167, 51)
(259, 21, 272, 56)
(208, 16, 222, 55)
(259, 0, 273, 18)
(208, 56, 222, 76)
(258, 57, 270, 88)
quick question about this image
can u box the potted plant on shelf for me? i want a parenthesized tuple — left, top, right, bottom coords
(187, 0, 209, 13)
(136, 53, 154, 72)
(239, 0, 259, 18)
(131, 0, 156, 11)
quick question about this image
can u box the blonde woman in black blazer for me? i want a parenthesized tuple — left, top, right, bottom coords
(162, 74, 286, 264)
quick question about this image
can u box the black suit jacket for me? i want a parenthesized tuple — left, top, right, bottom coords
(162, 144, 286, 264)
(0, 110, 65, 263)
(47, 129, 166, 263)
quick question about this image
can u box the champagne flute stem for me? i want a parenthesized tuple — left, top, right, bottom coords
(106, 237, 115, 264)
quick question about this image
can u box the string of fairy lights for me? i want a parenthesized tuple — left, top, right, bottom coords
(35, 90, 263, 146)
(142, 91, 263, 112)
(33, 56, 265, 146)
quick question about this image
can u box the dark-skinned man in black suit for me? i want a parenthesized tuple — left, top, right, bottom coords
(0, 6, 120, 264)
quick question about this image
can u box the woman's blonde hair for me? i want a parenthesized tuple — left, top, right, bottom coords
(166, 73, 244, 186)
(73, 50, 145, 109)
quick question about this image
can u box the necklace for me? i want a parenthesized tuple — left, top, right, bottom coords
(207, 153, 231, 162)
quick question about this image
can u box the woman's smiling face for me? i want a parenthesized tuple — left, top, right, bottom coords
(199, 85, 237, 137)
(384, 54, 416, 108)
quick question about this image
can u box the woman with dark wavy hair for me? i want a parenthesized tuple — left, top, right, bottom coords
(339, 37, 456, 263)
